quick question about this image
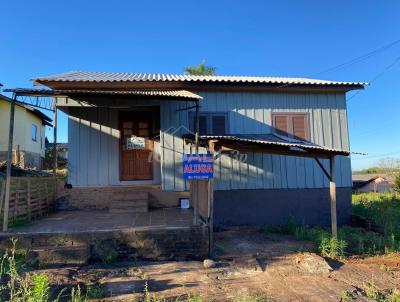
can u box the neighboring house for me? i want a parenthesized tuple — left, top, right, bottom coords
(352, 174, 394, 193)
(0, 94, 52, 169)
(32, 71, 365, 226)
(45, 141, 68, 159)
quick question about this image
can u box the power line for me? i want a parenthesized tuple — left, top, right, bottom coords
(347, 55, 400, 101)
(351, 150, 400, 160)
(312, 39, 400, 76)
(275, 38, 400, 89)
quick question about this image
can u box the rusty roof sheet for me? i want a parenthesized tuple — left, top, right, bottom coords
(7, 88, 202, 100)
(197, 133, 350, 156)
(33, 71, 366, 88)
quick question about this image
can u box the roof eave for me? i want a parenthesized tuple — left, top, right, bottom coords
(33, 79, 365, 93)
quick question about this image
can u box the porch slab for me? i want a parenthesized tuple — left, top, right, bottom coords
(0, 208, 209, 263)
(5, 208, 195, 234)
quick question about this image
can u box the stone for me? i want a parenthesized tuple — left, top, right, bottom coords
(295, 253, 333, 274)
(203, 259, 216, 268)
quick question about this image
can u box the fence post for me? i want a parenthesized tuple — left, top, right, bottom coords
(13, 178, 19, 220)
(27, 179, 31, 221)
(0, 180, 5, 222)
(3, 93, 16, 231)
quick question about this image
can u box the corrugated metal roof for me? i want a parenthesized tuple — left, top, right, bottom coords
(197, 133, 350, 156)
(33, 71, 366, 87)
(7, 88, 202, 100)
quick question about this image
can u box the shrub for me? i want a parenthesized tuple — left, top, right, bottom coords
(319, 236, 347, 258)
(340, 290, 354, 301)
(28, 274, 50, 302)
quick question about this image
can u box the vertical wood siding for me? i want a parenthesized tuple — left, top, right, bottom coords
(66, 101, 162, 187)
(65, 91, 352, 190)
(159, 91, 352, 191)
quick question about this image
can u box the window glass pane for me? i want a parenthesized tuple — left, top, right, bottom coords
(138, 129, 150, 137)
(123, 121, 133, 128)
(212, 115, 226, 135)
(199, 116, 208, 135)
(31, 124, 37, 141)
(138, 122, 149, 129)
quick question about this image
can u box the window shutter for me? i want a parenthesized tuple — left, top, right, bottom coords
(212, 115, 226, 135)
(274, 116, 288, 136)
(292, 115, 308, 140)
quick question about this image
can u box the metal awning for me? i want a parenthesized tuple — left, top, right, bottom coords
(4, 88, 202, 100)
(183, 132, 352, 238)
(185, 133, 350, 158)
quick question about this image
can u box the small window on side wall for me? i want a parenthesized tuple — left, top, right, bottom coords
(31, 124, 38, 142)
(189, 112, 228, 135)
(272, 113, 309, 140)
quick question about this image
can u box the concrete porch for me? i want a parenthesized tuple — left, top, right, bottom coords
(5, 208, 195, 234)
(0, 208, 209, 265)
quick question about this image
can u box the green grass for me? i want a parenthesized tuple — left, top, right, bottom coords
(353, 193, 400, 238)
(340, 290, 354, 301)
(262, 193, 400, 258)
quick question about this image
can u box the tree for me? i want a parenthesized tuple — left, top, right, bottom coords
(375, 157, 400, 175)
(184, 60, 216, 76)
(395, 173, 400, 192)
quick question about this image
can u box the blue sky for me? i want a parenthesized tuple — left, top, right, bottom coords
(1, 0, 399, 170)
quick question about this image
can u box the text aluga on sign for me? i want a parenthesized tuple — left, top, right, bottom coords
(182, 154, 214, 180)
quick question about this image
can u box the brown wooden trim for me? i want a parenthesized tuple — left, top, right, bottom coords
(271, 112, 310, 141)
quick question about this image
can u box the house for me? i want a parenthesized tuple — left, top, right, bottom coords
(45, 141, 68, 160)
(29, 71, 364, 227)
(352, 174, 394, 193)
(0, 94, 52, 169)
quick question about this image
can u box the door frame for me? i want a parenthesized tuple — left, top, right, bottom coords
(118, 107, 160, 181)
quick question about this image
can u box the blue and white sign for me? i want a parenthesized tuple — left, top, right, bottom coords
(182, 154, 214, 180)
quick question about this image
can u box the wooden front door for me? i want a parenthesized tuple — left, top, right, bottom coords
(120, 111, 153, 180)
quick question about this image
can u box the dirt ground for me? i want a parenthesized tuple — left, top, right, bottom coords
(35, 227, 400, 301)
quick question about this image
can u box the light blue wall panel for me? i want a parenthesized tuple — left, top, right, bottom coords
(159, 91, 352, 191)
(65, 91, 352, 191)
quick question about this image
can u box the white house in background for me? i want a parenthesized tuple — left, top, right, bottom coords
(0, 94, 52, 169)
(353, 174, 394, 193)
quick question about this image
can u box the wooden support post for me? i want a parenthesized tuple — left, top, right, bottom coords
(52, 103, 58, 201)
(208, 179, 214, 257)
(194, 100, 200, 154)
(191, 180, 198, 225)
(3, 93, 16, 231)
(53, 105, 58, 175)
(329, 156, 338, 238)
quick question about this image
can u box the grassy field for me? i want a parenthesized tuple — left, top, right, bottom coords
(262, 192, 400, 258)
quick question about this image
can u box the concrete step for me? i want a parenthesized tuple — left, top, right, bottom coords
(111, 200, 148, 208)
(109, 207, 148, 214)
(111, 191, 149, 202)
(27, 244, 89, 266)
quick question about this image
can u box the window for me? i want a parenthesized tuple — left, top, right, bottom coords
(272, 113, 309, 140)
(189, 112, 228, 135)
(31, 124, 38, 142)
